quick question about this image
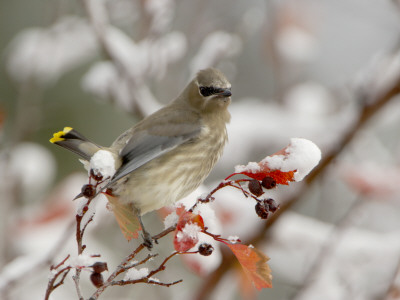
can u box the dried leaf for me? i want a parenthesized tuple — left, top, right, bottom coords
(227, 244, 272, 289)
(105, 194, 140, 241)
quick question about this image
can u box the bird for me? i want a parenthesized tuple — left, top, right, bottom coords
(50, 68, 232, 248)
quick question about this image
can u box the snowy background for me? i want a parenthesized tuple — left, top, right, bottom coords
(1, 0, 400, 299)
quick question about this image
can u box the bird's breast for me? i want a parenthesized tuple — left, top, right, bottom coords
(114, 124, 228, 215)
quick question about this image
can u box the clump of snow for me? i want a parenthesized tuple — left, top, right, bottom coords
(264, 138, 321, 181)
(234, 161, 260, 174)
(228, 236, 240, 244)
(69, 254, 97, 269)
(124, 267, 149, 281)
(89, 150, 116, 179)
(176, 223, 202, 242)
(149, 277, 160, 282)
(235, 138, 321, 182)
(173, 186, 223, 275)
(163, 211, 179, 229)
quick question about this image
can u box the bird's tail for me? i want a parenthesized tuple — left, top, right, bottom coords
(50, 127, 101, 161)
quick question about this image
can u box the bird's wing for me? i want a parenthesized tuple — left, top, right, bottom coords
(110, 118, 201, 183)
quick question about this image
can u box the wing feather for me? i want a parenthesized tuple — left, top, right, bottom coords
(110, 120, 201, 183)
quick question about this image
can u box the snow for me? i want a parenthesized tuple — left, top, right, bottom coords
(124, 267, 149, 281)
(69, 254, 97, 269)
(176, 223, 202, 242)
(276, 26, 318, 63)
(0, 254, 44, 291)
(144, 0, 175, 34)
(172, 186, 223, 275)
(0, 142, 56, 203)
(265, 212, 400, 300)
(163, 211, 179, 229)
(234, 161, 260, 174)
(212, 185, 262, 239)
(234, 138, 321, 182)
(82, 62, 133, 111)
(190, 31, 242, 76)
(263, 138, 321, 181)
(227, 236, 240, 244)
(284, 82, 335, 115)
(5, 16, 97, 85)
(89, 150, 116, 179)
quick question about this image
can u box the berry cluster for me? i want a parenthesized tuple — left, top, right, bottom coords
(90, 262, 108, 288)
(247, 177, 279, 220)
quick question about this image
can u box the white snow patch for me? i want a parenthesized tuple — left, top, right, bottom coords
(234, 161, 260, 174)
(228, 236, 240, 244)
(263, 138, 321, 181)
(89, 150, 116, 179)
(235, 138, 321, 182)
(163, 211, 179, 229)
(69, 254, 97, 268)
(124, 267, 149, 281)
(176, 223, 202, 242)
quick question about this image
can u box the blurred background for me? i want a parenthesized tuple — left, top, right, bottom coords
(1, 0, 400, 299)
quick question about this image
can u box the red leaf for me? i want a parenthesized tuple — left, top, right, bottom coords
(240, 169, 295, 185)
(173, 229, 199, 252)
(173, 209, 205, 252)
(227, 244, 272, 289)
(176, 210, 204, 231)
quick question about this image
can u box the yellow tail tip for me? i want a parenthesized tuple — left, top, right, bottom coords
(50, 127, 73, 143)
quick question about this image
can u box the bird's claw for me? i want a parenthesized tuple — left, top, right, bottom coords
(142, 231, 153, 250)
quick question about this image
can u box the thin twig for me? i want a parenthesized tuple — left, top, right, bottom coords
(89, 224, 181, 299)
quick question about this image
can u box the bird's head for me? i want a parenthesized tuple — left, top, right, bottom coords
(185, 68, 232, 113)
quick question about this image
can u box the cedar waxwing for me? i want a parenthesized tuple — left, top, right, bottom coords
(50, 68, 232, 247)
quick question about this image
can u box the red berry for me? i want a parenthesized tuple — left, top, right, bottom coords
(81, 184, 96, 198)
(248, 180, 264, 197)
(90, 272, 104, 288)
(91, 262, 108, 273)
(261, 176, 276, 189)
(198, 243, 214, 256)
(255, 200, 269, 219)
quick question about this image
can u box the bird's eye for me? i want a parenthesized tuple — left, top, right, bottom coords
(199, 86, 215, 97)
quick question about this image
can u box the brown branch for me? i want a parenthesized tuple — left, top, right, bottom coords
(44, 255, 72, 300)
(194, 65, 400, 300)
(89, 225, 180, 299)
(111, 277, 183, 287)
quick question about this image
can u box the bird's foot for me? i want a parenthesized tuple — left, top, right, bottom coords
(142, 230, 153, 250)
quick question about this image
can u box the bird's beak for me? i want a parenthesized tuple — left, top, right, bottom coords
(216, 88, 232, 97)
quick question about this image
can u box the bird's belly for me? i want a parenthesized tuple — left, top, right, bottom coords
(113, 137, 224, 215)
